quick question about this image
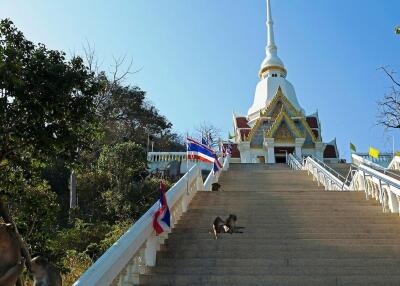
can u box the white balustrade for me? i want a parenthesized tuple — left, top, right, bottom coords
(288, 154, 400, 214)
(303, 156, 349, 191)
(287, 154, 303, 170)
(73, 156, 229, 286)
(147, 152, 220, 174)
(388, 156, 400, 171)
(147, 152, 187, 163)
(353, 153, 393, 168)
(350, 164, 400, 213)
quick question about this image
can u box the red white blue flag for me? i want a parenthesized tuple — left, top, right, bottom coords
(187, 137, 216, 163)
(213, 154, 223, 174)
(153, 181, 171, 235)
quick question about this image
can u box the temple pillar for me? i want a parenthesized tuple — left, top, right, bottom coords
(238, 142, 251, 163)
(264, 138, 275, 163)
(315, 142, 324, 161)
(295, 138, 305, 159)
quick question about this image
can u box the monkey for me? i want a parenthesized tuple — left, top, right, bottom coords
(0, 223, 24, 286)
(211, 214, 242, 239)
(225, 214, 237, 234)
(31, 256, 62, 286)
(212, 216, 227, 239)
(211, 183, 223, 192)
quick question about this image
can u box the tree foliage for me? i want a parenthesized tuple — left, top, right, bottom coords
(0, 19, 100, 168)
(0, 19, 184, 285)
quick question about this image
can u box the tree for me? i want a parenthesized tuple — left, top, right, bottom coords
(378, 67, 400, 129)
(195, 121, 221, 149)
(0, 18, 101, 277)
(81, 42, 185, 152)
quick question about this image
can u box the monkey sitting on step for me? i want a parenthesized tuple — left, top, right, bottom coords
(30, 256, 62, 286)
(212, 214, 243, 239)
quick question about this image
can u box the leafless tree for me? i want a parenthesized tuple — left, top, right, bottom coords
(378, 67, 400, 129)
(194, 122, 221, 149)
(81, 41, 143, 112)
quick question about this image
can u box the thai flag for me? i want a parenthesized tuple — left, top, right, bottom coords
(213, 154, 223, 174)
(226, 144, 232, 155)
(187, 137, 216, 163)
(153, 181, 171, 235)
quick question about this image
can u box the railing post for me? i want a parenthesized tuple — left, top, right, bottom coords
(144, 234, 158, 267)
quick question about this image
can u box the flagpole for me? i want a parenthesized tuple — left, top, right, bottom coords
(392, 135, 395, 157)
(186, 132, 189, 195)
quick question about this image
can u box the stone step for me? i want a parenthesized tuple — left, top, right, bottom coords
(170, 226, 400, 233)
(149, 265, 400, 276)
(140, 274, 400, 286)
(165, 238, 400, 246)
(156, 246, 400, 259)
(177, 215, 397, 222)
(186, 208, 385, 213)
(167, 232, 400, 239)
(155, 257, 400, 267)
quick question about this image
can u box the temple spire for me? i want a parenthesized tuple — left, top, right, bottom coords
(259, 0, 286, 79)
(266, 0, 277, 54)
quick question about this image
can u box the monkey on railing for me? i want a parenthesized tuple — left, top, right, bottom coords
(0, 199, 62, 286)
(0, 223, 24, 286)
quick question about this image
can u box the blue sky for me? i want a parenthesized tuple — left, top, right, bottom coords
(1, 0, 399, 160)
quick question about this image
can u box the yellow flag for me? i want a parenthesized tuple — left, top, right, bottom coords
(369, 147, 380, 159)
(395, 151, 400, 157)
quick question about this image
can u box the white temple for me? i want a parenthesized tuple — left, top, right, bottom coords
(228, 0, 339, 164)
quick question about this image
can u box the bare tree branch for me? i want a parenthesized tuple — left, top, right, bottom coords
(379, 66, 400, 87)
(194, 122, 221, 149)
(377, 67, 400, 130)
(110, 54, 142, 85)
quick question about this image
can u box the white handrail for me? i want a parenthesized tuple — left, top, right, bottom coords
(310, 155, 348, 182)
(352, 154, 400, 180)
(287, 153, 302, 170)
(290, 153, 400, 214)
(388, 156, 400, 170)
(352, 154, 387, 170)
(351, 164, 400, 213)
(204, 156, 230, 191)
(304, 157, 349, 191)
(73, 158, 229, 286)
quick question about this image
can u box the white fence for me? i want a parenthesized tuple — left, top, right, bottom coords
(147, 152, 215, 173)
(303, 156, 349, 191)
(353, 152, 393, 168)
(73, 156, 229, 286)
(288, 154, 400, 214)
(287, 154, 303, 170)
(388, 156, 400, 171)
(350, 164, 400, 213)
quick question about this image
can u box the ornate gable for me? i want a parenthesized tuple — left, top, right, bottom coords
(265, 109, 302, 140)
(261, 87, 302, 118)
(243, 87, 320, 145)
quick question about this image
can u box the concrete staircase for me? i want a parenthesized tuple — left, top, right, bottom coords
(139, 164, 400, 286)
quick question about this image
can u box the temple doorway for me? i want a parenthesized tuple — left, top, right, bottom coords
(275, 155, 286, 163)
(274, 147, 295, 164)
